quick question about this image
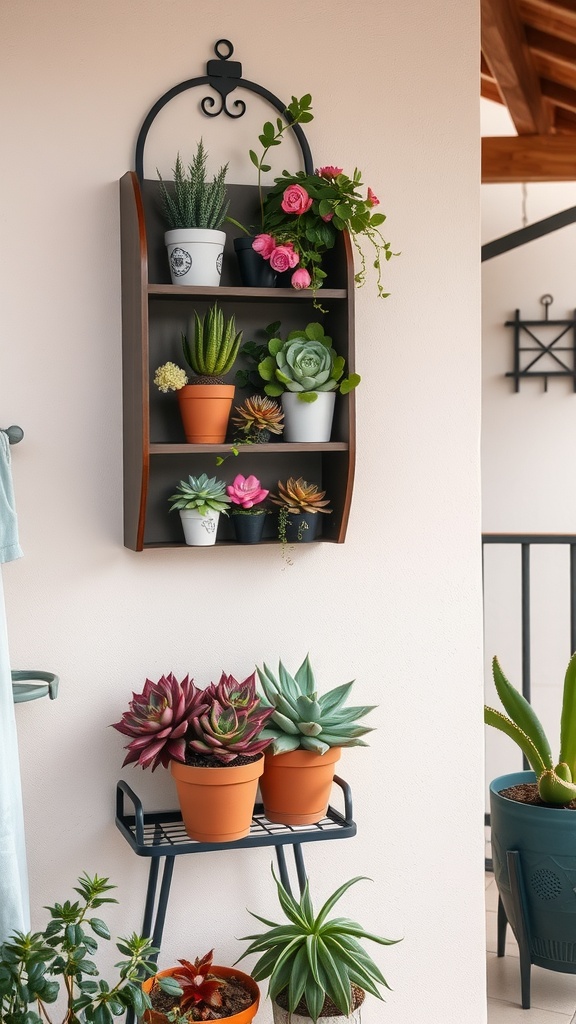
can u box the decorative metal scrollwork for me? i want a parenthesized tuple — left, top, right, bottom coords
(134, 39, 313, 181)
(505, 295, 576, 392)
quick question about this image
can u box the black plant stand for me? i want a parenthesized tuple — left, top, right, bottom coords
(115, 777, 357, 1024)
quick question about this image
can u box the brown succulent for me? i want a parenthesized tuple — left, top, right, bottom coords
(232, 395, 284, 437)
(270, 477, 332, 514)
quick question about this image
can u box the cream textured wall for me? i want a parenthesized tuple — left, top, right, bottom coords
(482, 98, 576, 799)
(1, 3, 484, 1022)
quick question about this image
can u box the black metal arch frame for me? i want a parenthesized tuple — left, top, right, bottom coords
(134, 38, 313, 182)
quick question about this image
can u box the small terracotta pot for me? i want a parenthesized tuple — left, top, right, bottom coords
(177, 384, 235, 443)
(143, 964, 260, 1024)
(170, 756, 264, 842)
(260, 747, 341, 825)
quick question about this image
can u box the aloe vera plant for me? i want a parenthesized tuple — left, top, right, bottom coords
(256, 655, 375, 755)
(485, 653, 576, 805)
(182, 304, 243, 382)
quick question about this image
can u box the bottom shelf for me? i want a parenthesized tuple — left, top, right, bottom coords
(115, 777, 356, 857)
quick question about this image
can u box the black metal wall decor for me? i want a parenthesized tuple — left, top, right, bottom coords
(134, 39, 313, 180)
(505, 295, 576, 392)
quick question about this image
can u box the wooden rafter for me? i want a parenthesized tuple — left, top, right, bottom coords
(483, 134, 576, 180)
(482, 0, 553, 133)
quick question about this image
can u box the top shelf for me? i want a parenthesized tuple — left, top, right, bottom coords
(148, 284, 347, 301)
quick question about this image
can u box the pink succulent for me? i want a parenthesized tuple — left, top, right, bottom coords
(226, 474, 269, 508)
(252, 233, 276, 259)
(291, 267, 312, 290)
(367, 187, 380, 207)
(281, 184, 313, 216)
(318, 165, 343, 179)
(270, 245, 300, 273)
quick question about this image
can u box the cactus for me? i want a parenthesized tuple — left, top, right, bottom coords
(157, 141, 230, 230)
(182, 304, 243, 383)
(256, 655, 375, 755)
(485, 653, 576, 805)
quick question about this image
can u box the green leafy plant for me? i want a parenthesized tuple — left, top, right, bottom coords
(256, 654, 375, 755)
(234, 323, 280, 392)
(485, 653, 576, 805)
(237, 870, 399, 1023)
(168, 474, 232, 517)
(181, 305, 243, 383)
(258, 322, 360, 401)
(0, 872, 157, 1024)
(157, 141, 230, 230)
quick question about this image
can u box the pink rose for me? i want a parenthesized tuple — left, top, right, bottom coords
(318, 166, 343, 179)
(281, 184, 313, 216)
(367, 188, 380, 207)
(291, 267, 311, 290)
(252, 233, 276, 259)
(321, 211, 334, 222)
(270, 245, 300, 273)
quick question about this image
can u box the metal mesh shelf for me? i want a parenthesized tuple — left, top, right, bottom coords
(115, 776, 356, 857)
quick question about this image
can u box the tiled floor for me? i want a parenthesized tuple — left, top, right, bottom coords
(486, 872, 576, 1022)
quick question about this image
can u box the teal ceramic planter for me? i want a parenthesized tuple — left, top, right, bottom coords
(490, 770, 576, 975)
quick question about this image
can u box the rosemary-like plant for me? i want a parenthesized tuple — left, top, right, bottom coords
(157, 140, 230, 230)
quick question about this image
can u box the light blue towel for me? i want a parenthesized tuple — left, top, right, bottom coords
(0, 429, 29, 942)
(0, 431, 22, 563)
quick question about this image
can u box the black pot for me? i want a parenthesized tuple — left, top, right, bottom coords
(232, 511, 267, 544)
(280, 510, 320, 544)
(234, 236, 277, 288)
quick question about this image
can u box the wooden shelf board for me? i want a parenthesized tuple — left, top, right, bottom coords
(149, 442, 349, 454)
(148, 284, 347, 301)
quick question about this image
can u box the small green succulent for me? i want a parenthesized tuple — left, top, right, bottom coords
(182, 304, 243, 382)
(157, 140, 230, 230)
(256, 654, 375, 755)
(168, 474, 232, 517)
(485, 653, 576, 805)
(237, 869, 399, 1023)
(258, 322, 360, 402)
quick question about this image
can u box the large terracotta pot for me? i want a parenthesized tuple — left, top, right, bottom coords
(177, 384, 235, 443)
(260, 747, 341, 825)
(143, 964, 260, 1024)
(170, 756, 263, 842)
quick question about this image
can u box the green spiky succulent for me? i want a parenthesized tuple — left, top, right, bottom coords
(485, 653, 576, 805)
(256, 654, 375, 755)
(258, 322, 360, 401)
(157, 141, 230, 230)
(168, 474, 232, 517)
(237, 869, 399, 1023)
(182, 304, 243, 383)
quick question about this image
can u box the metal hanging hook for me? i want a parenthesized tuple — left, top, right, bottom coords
(2, 425, 24, 444)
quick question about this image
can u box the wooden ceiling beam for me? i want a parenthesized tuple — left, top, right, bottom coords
(482, 77, 506, 104)
(525, 25, 576, 66)
(541, 76, 576, 111)
(482, 0, 553, 134)
(483, 134, 576, 181)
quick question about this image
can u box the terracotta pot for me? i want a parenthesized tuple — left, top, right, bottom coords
(260, 747, 341, 825)
(177, 384, 235, 443)
(143, 964, 260, 1024)
(170, 756, 264, 842)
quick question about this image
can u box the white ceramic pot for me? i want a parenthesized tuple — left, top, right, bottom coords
(272, 1000, 362, 1024)
(281, 391, 336, 442)
(179, 509, 220, 546)
(165, 228, 226, 287)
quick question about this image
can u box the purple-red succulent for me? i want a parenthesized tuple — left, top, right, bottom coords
(189, 672, 273, 764)
(111, 673, 207, 772)
(170, 950, 225, 1013)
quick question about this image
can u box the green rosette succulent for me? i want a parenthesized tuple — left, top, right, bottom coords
(258, 322, 360, 402)
(168, 473, 232, 517)
(256, 654, 375, 755)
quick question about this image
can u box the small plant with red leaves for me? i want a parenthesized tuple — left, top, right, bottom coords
(158, 950, 225, 1019)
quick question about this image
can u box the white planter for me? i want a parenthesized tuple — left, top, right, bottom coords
(179, 509, 220, 546)
(272, 1000, 362, 1024)
(281, 391, 336, 442)
(165, 228, 226, 287)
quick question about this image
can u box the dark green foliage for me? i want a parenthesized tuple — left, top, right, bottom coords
(157, 141, 230, 230)
(0, 872, 157, 1024)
